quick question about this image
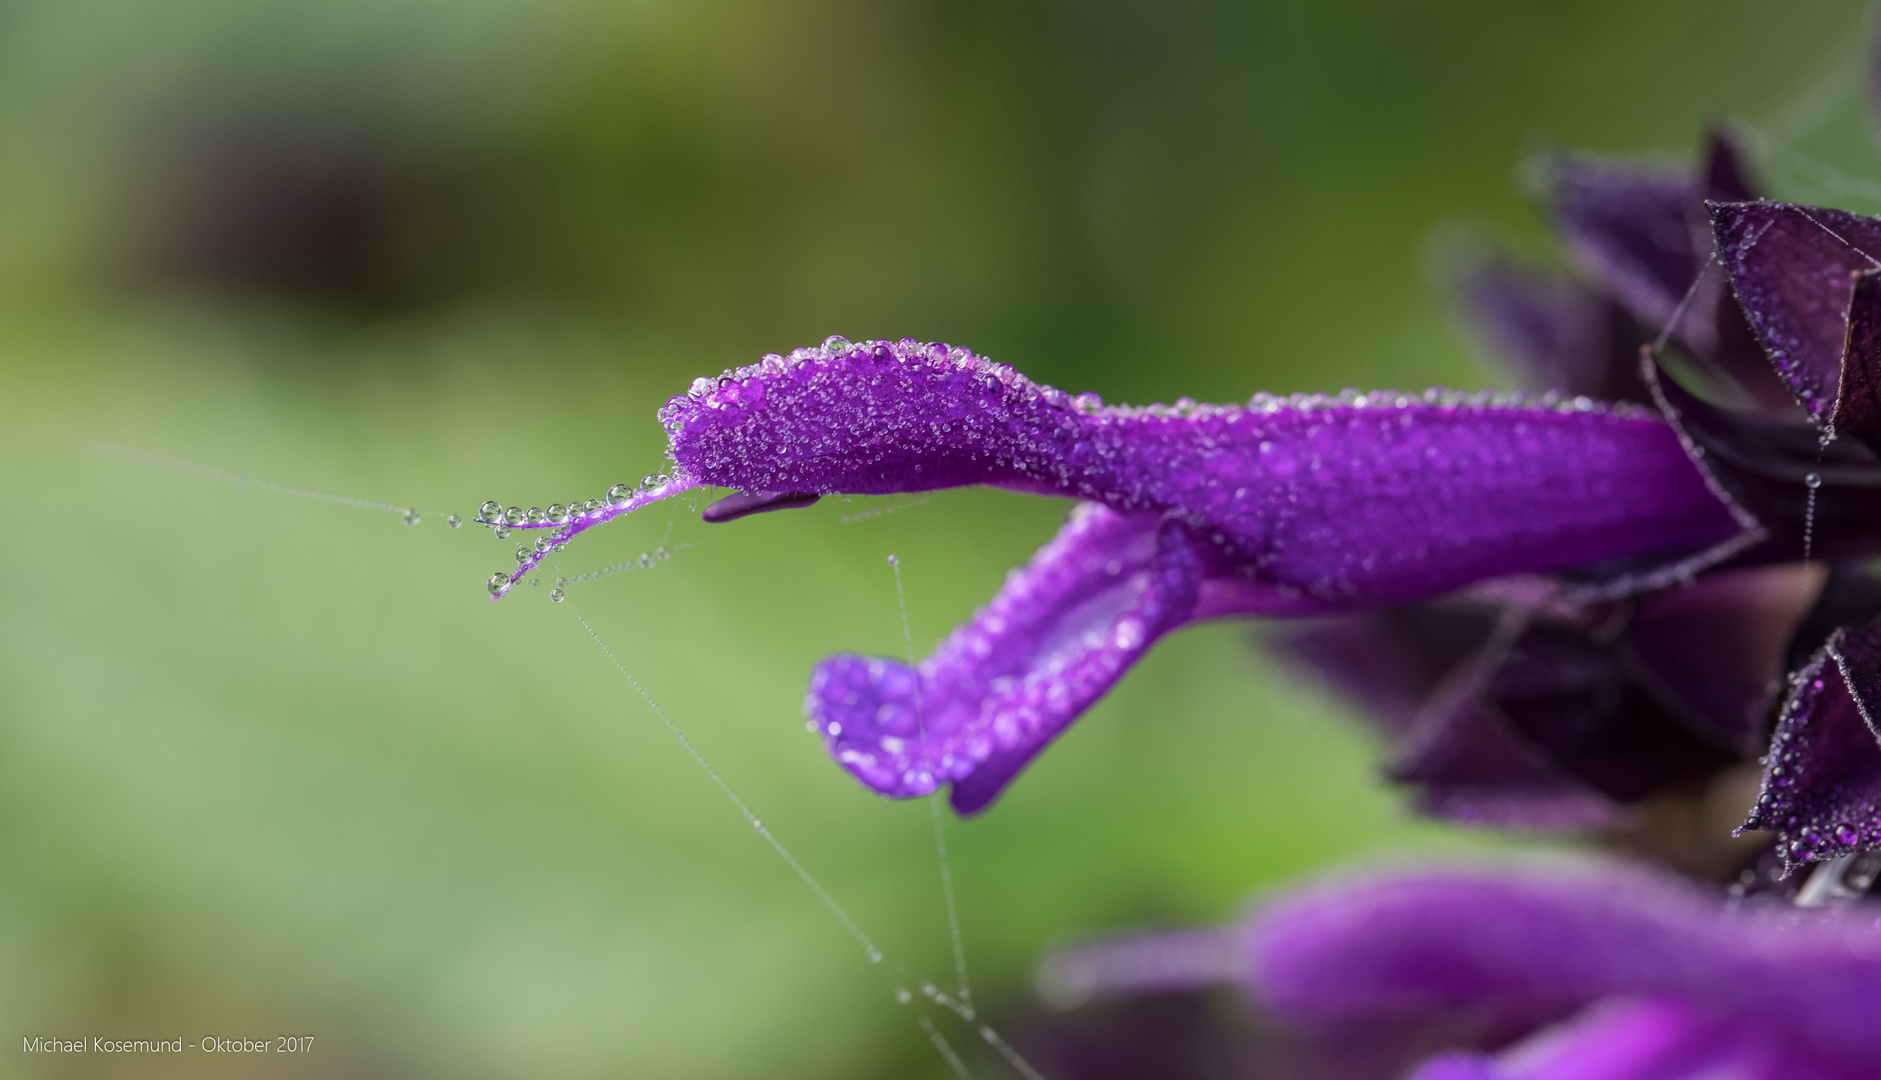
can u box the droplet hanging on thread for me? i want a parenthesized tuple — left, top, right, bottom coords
(1803, 471, 1822, 569)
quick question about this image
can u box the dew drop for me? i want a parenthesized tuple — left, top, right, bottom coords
(607, 483, 632, 507)
(547, 503, 569, 524)
(487, 573, 511, 597)
(654, 545, 671, 561)
(549, 587, 565, 603)
(505, 506, 525, 526)
(887, 553, 899, 567)
(894, 987, 912, 1005)
(638, 552, 655, 569)
(921, 981, 938, 999)
(751, 818, 762, 830)
(494, 524, 511, 539)
(534, 536, 552, 554)
(1805, 472, 1823, 489)
(527, 507, 547, 524)
(515, 547, 531, 565)
(641, 474, 658, 491)
(584, 498, 602, 514)
(446, 514, 462, 529)
(824, 335, 853, 354)
(865, 947, 883, 964)
(478, 500, 503, 523)
(402, 508, 421, 525)
(1838, 824, 1860, 845)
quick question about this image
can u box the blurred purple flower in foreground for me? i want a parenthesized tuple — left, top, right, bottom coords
(482, 34, 1881, 1079)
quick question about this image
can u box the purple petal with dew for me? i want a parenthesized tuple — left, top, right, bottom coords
(1710, 201, 1881, 427)
(1742, 618, 1881, 870)
(1406, 998, 1858, 1080)
(809, 504, 1201, 813)
(1627, 563, 1823, 755)
(1246, 863, 1881, 1077)
(659, 339, 1741, 611)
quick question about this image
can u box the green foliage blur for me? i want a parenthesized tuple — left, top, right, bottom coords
(2, 1, 1877, 1077)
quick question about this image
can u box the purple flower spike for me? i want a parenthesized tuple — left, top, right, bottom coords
(1247, 863, 1881, 1078)
(1742, 618, 1881, 869)
(1710, 201, 1881, 430)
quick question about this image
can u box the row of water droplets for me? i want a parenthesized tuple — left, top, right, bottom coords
(478, 475, 671, 598)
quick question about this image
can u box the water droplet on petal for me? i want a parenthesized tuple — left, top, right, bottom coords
(478, 500, 503, 523)
(515, 547, 531, 565)
(505, 506, 526, 526)
(607, 483, 632, 506)
(534, 536, 552, 554)
(487, 573, 511, 597)
(547, 503, 568, 524)
(494, 524, 511, 539)
(641, 474, 658, 491)
(584, 499, 602, 513)
(527, 507, 547, 524)
(446, 514, 462, 529)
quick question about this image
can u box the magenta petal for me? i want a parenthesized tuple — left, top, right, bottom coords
(1247, 864, 1881, 1077)
(1743, 618, 1881, 869)
(808, 504, 1201, 812)
(1711, 201, 1881, 425)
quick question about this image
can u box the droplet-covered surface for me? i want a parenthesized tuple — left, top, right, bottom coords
(662, 338, 1742, 613)
(1744, 620, 1881, 870)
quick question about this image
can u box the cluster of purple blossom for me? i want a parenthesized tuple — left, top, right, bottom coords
(489, 61, 1881, 1080)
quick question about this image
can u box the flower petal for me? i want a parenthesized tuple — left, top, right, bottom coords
(1743, 618, 1881, 868)
(808, 503, 1201, 813)
(1711, 201, 1881, 426)
(662, 339, 1742, 611)
(1247, 864, 1881, 1076)
(1408, 999, 1854, 1080)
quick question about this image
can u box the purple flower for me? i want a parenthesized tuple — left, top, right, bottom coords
(1246, 862, 1881, 1079)
(497, 336, 1743, 811)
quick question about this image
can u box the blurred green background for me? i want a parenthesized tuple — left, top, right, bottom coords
(3, 1, 1879, 1077)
